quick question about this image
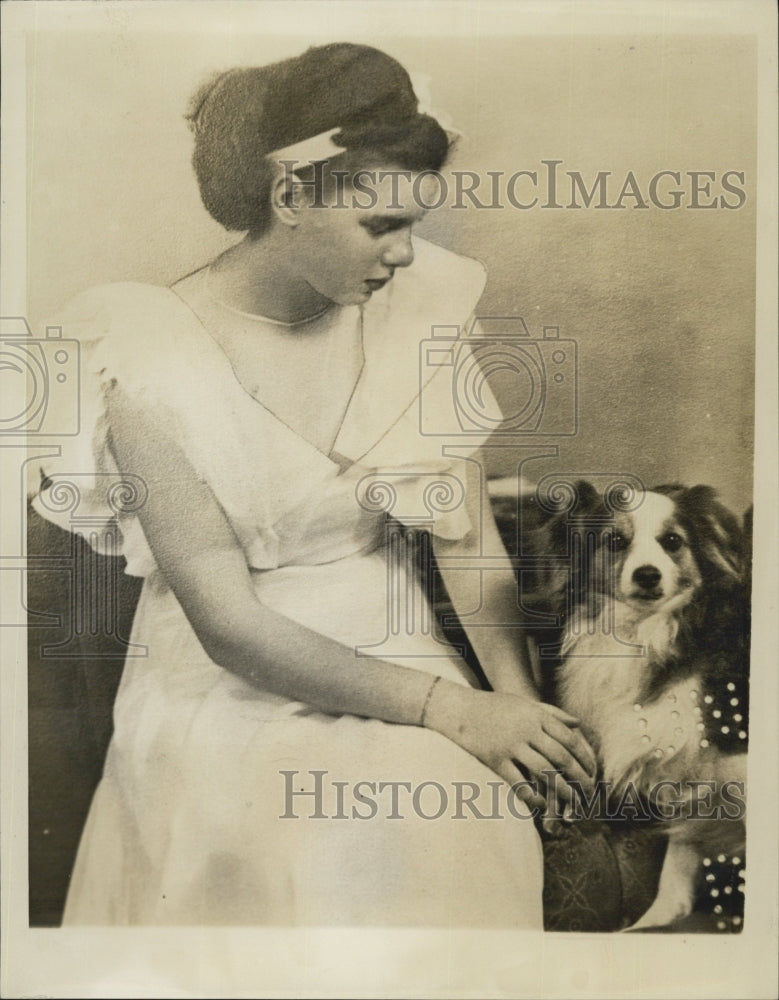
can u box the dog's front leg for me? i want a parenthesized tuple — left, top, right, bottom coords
(624, 840, 700, 931)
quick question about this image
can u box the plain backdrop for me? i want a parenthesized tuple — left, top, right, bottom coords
(7, 6, 778, 999)
(26, 28, 756, 514)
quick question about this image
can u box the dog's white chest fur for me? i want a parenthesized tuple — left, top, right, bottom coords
(559, 602, 705, 790)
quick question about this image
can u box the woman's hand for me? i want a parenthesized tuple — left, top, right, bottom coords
(423, 681, 598, 815)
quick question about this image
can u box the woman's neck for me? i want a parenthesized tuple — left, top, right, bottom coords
(208, 232, 331, 323)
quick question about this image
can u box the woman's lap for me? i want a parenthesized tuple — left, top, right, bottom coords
(66, 671, 543, 926)
(63, 562, 543, 926)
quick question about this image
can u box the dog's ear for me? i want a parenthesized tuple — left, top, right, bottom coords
(572, 479, 603, 516)
(518, 479, 596, 543)
(674, 485, 744, 581)
(528, 480, 604, 554)
(515, 482, 597, 614)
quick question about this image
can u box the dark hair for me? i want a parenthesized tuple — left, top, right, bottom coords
(186, 44, 451, 233)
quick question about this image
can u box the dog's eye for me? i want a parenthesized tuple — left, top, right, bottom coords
(660, 532, 685, 552)
(605, 531, 629, 551)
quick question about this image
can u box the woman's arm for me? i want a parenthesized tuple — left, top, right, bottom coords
(106, 386, 440, 726)
(432, 460, 538, 698)
(432, 456, 540, 697)
(431, 456, 597, 789)
(107, 388, 594, 805)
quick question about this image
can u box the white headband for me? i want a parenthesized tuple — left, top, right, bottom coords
(267, 127, 347, 167)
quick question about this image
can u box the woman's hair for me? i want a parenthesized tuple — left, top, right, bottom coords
(186, 43, 451, 233)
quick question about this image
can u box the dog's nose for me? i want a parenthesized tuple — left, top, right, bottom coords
(633, 565, 662, 590)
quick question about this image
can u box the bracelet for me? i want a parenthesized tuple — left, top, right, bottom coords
(419, 675, 443, 727)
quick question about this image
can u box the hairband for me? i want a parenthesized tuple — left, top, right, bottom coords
(267, 127, 348, 167)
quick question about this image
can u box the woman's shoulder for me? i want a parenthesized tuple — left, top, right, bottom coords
(395, 237, 486, 310)
(53, 280, 208, 400)
(365, 237, 486, 334)
(402, 237, 487, 302)
(56, 280, 204, 362)
(410, 237, 487, 282)
(57, 281, 187, 335)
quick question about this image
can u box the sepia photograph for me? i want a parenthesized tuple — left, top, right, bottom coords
(1, 1, 777, 996)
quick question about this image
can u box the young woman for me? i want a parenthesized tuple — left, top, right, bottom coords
(34, 42, 595, 925)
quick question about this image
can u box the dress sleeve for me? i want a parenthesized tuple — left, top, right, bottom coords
(31, 283, 287, 576)
(30, 287, 160, 576)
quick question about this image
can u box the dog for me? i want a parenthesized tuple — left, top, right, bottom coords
(508, 480, 751, 930)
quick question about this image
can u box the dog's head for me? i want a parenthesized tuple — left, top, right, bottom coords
(603, 489, 694, 611)
(526, 481, 746, 620)
(599, 483, 744, 613)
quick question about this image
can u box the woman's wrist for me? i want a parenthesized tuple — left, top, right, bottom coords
(419, 675, 443, 727)
(419, 676, 474, 738)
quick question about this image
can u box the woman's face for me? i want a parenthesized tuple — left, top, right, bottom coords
(290, 167, 438, 305)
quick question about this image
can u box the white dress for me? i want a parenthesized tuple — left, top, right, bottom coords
(33, 237, 543, 926)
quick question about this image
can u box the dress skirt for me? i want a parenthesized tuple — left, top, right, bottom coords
(63, 545, 544, 927)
